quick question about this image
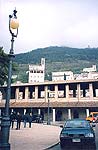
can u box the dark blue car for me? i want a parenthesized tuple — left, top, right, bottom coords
(60, 119, 96, 150)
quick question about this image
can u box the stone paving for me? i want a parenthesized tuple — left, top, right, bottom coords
(9, 122, 62, 150)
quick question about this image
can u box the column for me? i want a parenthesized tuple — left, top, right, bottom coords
(45, 86, 48, 102)
(68, 109, 71, 119)
(11, 109, 14, 113)
(89, 83, 93, 100)
(38, 109, 41, 115)
(77, 84, 81, 101)
(0, 109, 1, 116)
(24, 109, 26, 114)
(55, 85, 58, 100)
(35, 86, 38, 100)
(53, 109, 56, 122)
(25, 87, 29, 100)
(86, 109, 89, 117)
(15, 87, 19, 100)
(66, 84, 69, 100)
(0, 91, 2, 101)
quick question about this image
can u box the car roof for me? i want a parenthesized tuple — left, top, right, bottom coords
(90, 112, 98, 114)
(66, 118, 88, 122)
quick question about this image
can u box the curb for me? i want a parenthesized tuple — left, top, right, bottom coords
(43, 141, 60, 150)
(43, 123, 61, 149)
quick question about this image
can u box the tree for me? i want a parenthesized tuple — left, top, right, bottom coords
(0, 47, 9, 85)
(0, 47, 19, 85)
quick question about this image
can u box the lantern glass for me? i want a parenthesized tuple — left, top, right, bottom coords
(10, 18, 19, 29)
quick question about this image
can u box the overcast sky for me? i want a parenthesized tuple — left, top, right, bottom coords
(0, 0, 98, 54)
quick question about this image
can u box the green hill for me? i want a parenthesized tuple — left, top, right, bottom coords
(13, 46, 98, 82)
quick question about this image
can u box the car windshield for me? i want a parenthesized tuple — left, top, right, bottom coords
(65, 120, 90, 128)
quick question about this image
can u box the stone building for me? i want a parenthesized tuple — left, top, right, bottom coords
(0, 79, 98, 122)
(28, 58, 45, 83)
(52, 71, 74, 81)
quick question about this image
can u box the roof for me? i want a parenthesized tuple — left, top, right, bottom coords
(0, 101, 98, 108)
(1, 79, 98, 88)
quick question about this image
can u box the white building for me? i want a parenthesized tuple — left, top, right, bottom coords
(83, 65, 96, 72)
(52, 71, 74, 81)
(74, 69, 98, 80)
(28, 58, 45, 83)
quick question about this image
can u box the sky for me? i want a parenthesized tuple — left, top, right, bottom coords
(0, 0, 98, 54)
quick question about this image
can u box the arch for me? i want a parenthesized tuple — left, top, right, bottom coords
(73, 109, 79, 118)
(56, 110, 62, 121)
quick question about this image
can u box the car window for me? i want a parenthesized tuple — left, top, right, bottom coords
(65, 120, 90, 128)
(93, 114, 98, 117)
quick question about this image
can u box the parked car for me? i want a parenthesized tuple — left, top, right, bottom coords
(60, 119, 96, 150)
(86, 112, 98, 123)
(32, 114, 43, 123)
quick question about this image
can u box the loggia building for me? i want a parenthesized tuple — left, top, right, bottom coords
(0, 61, 98, 122)
(0, 79, 98, 122)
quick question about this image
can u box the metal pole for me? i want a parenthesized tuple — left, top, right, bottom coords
(47, 99, 50, 125)
(5, 36, 14, 116)
(0, 34, 14, 150)
(0, 9, 18, 150)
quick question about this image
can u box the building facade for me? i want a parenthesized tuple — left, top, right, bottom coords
(83, 65, 96, 72)
(0, 79, 98, 122)
(52, 71, 74, 81)
(28, 58, 45, 83)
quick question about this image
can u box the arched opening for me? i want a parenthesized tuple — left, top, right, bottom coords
(56, 110, 62, 121)
(73, 109, 79, 118)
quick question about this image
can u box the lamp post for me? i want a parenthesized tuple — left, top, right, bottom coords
(47, 90, 50, 125)
(1, 9, 19, 150)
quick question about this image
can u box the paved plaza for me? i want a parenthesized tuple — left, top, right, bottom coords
(10, 122, 61, 150)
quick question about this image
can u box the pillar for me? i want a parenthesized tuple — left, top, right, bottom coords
(35, 86, 38, 100)
(24, 109, 26, 114)
(45, 86, 48, 102)
(53, 109, 56, 122)
(25, 87, 29, 100)
(66, 84, 69, 100)
(11, 109, 14, 113)
(38, 109, 41, 115)
(0, 109, 1, 116)
(86, 109, 89, 117)
(77, 84, 81, 101)
(15, 87, 19, 100)
(55, 85, 58, 100)
(68, 109, 71, 119)
(89, 83, 93, 100)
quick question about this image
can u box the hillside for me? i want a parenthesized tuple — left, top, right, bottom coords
(13, 46, 98, 82)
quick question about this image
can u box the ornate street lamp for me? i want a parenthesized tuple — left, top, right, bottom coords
(1, 9, 19, 150)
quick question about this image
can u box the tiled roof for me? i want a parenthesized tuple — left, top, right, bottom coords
(0, 101, 98, 108)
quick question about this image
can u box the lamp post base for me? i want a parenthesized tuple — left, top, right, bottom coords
(47, 120, 51, 125)
(0, 143, 10, 150)
(0, 116, 10, 150)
